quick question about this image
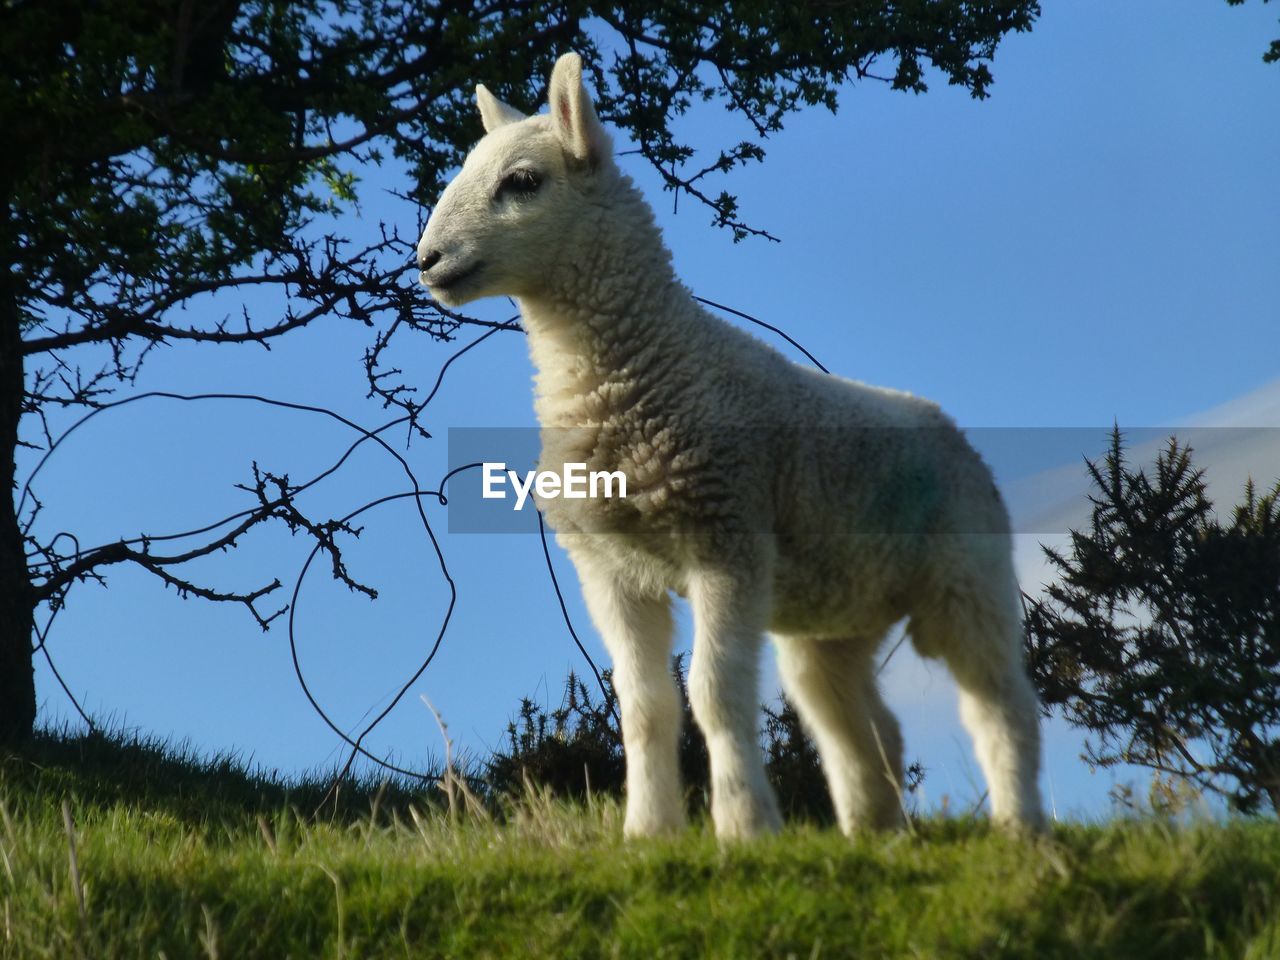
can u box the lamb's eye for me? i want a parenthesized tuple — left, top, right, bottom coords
(496, 168, 542, 200)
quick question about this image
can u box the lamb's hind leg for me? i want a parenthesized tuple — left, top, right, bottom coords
(687, 566, 782, 839)
(576, 566, 684, 837)
(911, 580, 1044, 830)
(774, 635, 905, 833)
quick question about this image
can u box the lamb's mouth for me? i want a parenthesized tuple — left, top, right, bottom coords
(427, 260, 484, 291)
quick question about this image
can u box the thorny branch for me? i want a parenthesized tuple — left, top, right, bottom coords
(18, 216, 495, 655)
(27, 457, 378, 630)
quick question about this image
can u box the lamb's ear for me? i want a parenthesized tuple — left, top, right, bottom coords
(547, 52, 610, 167)
(476, 84, 526, 133)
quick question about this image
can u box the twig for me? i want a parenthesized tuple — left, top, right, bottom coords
(421, 694, 459, 821)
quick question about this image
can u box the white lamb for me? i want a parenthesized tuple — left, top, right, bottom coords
(418, 53, 1044, 839)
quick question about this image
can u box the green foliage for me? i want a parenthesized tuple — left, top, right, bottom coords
(1027, 428, 1280, 814)
(487, 672, 628, 802)
(5, 0, 1044, 357)
(3, 729, 1280, 958)
(1226, 0, 1280, 63)
(485, 658, 715, 813)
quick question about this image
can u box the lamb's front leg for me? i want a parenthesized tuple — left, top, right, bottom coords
(687, 566, 782, 839)
(576, 566, 684, 837)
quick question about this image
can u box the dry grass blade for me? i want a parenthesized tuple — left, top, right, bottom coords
(60, 801, 86, 924)
(421, 695, 490, 824)
(60, 800, 87, 960)
(316, 864, 346, 960)
(257, 815, 277, 855)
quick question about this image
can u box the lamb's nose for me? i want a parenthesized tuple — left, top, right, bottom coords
(418, 249, 442, 272)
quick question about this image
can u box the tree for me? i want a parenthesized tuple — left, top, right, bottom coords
(1227, 0, 1280, 64)
(2, 0, 1046, 746)
(1026, 429, 1280, 814)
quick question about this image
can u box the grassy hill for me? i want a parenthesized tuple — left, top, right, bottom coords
(1, 730, 1277, 959)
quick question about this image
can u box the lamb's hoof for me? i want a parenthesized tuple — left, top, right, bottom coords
(993, 809, 1048, 836)
(838, 804, 906, 837)
(623, 803, 686, 839)
(711, 796, 783, 841)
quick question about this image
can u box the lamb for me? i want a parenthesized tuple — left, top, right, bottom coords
(417, 53, 1044, 839)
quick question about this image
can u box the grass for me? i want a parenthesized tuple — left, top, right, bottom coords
(1, 730, 1278, 959)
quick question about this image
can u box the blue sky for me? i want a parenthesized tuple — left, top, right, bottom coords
(21, 0, 1280, 819)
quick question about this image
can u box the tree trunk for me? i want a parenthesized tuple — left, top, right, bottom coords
(0, 205, 35, 747)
